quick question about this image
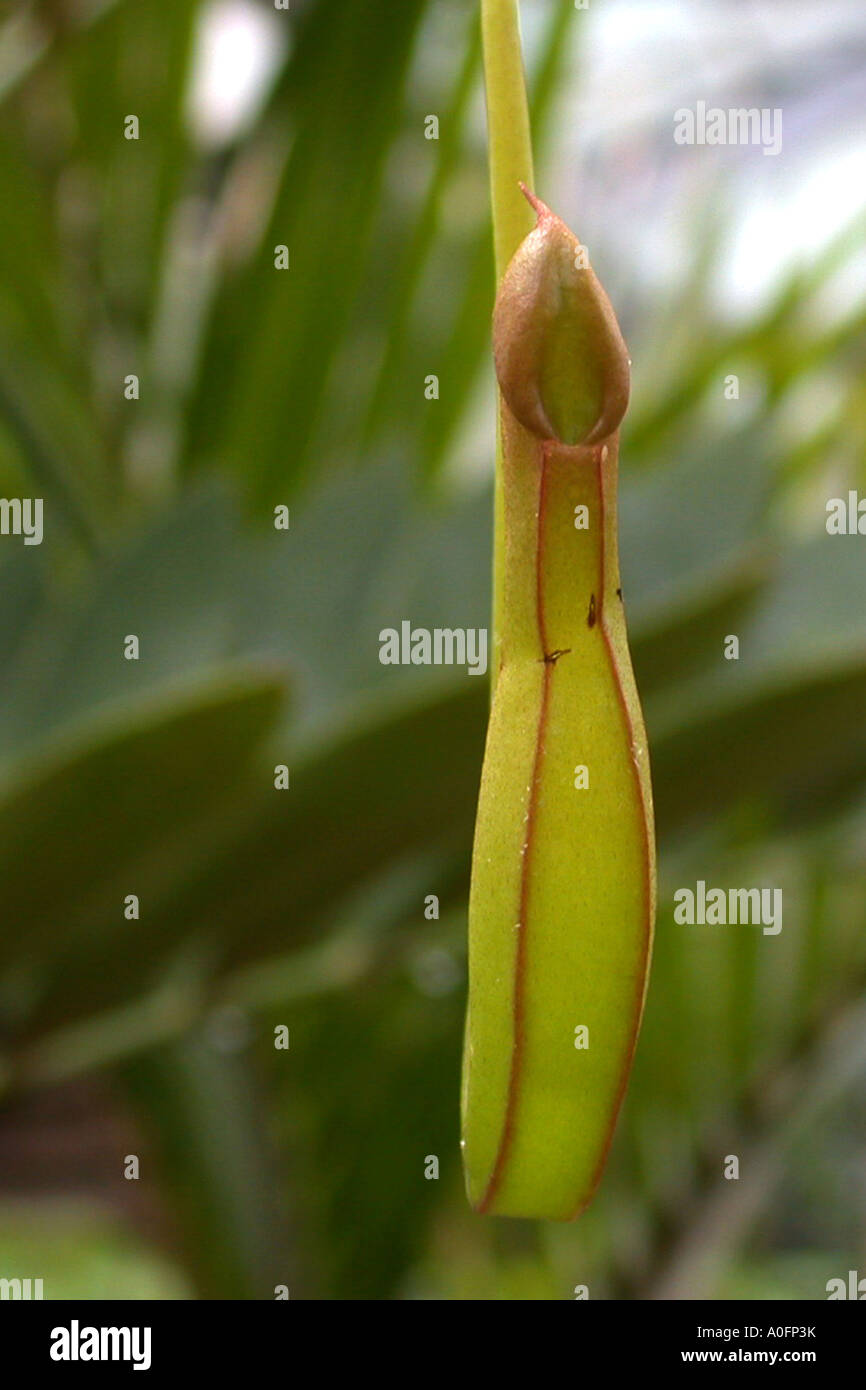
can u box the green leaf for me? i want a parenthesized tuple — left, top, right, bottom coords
(0, 670, 286, 1036)
(120, 1029, 290, 1300)
(187, 0, 428, 506)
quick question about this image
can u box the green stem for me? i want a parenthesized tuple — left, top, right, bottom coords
(482, 0, 536, 280)
(481, 0, 535, 687)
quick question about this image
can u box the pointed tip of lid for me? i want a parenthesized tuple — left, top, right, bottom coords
(518, 182, 552, 222)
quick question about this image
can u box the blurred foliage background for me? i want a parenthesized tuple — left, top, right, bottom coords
(0, 0, 865, 1300)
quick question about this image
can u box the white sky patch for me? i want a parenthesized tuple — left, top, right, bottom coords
(716, 142, 866, 319)
(186, 0, 287, 149)
(542, 0, 866, 320)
